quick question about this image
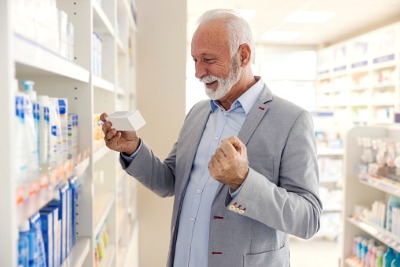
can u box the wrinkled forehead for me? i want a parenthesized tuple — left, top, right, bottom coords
(191, 20, 231, 54)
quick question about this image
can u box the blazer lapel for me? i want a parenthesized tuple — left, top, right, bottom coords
(238, 84, 272, 145)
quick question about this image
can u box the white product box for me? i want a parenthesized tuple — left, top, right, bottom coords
(106, 110, 146, 132)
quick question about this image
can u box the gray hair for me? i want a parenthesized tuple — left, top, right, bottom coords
(197, 9, 256, 63)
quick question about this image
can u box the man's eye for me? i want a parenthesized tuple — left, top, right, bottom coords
(204, 58, 216, 64)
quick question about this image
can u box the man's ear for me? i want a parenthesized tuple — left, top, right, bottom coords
(239, 43, 251, 66)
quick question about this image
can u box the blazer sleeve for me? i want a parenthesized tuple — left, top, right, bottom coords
(120, 140, 178, 198)
(226, 110, 323, 239)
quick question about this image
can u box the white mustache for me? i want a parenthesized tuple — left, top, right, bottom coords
(200, 75, 219, 84)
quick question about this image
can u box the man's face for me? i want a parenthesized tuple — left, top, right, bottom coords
(191, 21, 241, 100)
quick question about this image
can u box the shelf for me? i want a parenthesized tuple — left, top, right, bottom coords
(118, 247, 127, 267)
(371, 60, 396, 70)
(116, 87, 127, 96)
(93, 76, 115, 92)
(74, 157, 90, 177)
(348, 216, 400, 252)
(320, 178, 341, 183)
(17, 186, 57, 226)
(61, 237, 91, 267)
(93, 2, 115, 36)
(99, 244, 116, 267)
(116, 38, 127, 55)
(94, 146, 112, 163)
(323, 206, 342, 213)
(119, 221, 139, 267)
(317, 148, 344, 156)
(344, 257, 363, 267)
(350, 85, 369, 91)
(94, 193, 115, 236)
(120, 0, 137, 32)
(14, 34, 90, 83)
(359, 174, 400, 198)
(372, 82, 396, 89)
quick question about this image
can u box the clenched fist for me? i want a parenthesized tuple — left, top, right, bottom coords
(208, 136, 249, 191)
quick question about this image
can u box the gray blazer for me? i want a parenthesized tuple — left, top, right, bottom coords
(121, 84, 323, 267)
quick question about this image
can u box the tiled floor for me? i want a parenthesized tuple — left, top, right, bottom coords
(290, 238, 341, 267)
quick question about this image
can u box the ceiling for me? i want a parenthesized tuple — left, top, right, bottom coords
(187, 0, 400, 48)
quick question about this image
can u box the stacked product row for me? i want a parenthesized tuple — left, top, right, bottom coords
(347, 237, 400, 267)
(94, 223, 110, 267)
(15, 79, 80, 203)
(18, 176, 81, 267)
(358, 137, 400, 179)
(14, 0, 74, 60)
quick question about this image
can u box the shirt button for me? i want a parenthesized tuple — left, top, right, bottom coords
(190, 217, 194, 222)
(196, 189, 201, 194)
(214, 136, 218, 140)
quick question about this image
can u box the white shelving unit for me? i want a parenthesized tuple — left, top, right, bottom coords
(312, 112, 345, 240)
(316, 22, 400, 124)
(0, 0, 139, 266)
(341, 125, 400, 266)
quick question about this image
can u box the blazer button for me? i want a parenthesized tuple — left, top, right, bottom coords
(234, 208, 240, 212)
(229, 205, 235, 211)
(239, 210, 244, 214)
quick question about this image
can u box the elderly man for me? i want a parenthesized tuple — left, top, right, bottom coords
(101, 9, 322, 267)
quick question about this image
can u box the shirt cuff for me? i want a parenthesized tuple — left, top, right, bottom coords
(120, 139, 142, 163)
(229, 183, 244, 198)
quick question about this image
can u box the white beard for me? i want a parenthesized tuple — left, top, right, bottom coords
(200, 57, 242, 100)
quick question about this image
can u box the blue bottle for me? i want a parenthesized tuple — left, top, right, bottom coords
(19, 220, 38, 267)
(383, 247, 396, 267)
(391, 252, 400, 267)
(17, 231, 29, 267)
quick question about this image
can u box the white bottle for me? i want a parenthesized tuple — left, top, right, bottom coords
(38, 95, 50, 174)
(21, 81, 40, 184)
(23, 80, 41, 166)
(49, 97, 62, 170)
(15, 91, 28, 186)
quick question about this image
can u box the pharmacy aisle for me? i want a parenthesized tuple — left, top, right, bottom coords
(315, 19, 400, 267)
(0, 0, 139, 266)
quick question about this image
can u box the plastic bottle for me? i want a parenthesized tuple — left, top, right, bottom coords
(370, 246, 377, 267)
(38, 95, 50, 174)
(23, 80, 40, 163)
(49, 97, 62, 170)
(383, 247, 396, 267)
(19, 220, 38, 267)
(386, 196, 400, 232)
(377, 248, 384, 267)
(361, 239, 369, 264)
(17, 230, 29, 267)
(391, 252, 400, 267)
(21, 81, 40, 184)
(15, 93, 28, 187)
(29, 212, 46, 267)
(365, 239, 376, 266)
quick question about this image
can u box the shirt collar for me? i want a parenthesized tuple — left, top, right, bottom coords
(209, 76, 263, 115)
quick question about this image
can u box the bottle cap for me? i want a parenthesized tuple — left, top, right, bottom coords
(18, 220, 30, 232)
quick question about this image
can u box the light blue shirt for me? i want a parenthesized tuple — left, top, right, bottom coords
(173, 78, 264, 267)
(121, 77, 264, 267)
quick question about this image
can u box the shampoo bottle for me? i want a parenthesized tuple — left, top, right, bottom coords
(384, 247, 396, 267)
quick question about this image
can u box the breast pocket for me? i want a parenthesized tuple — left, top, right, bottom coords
(247, 154, 275, 184)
